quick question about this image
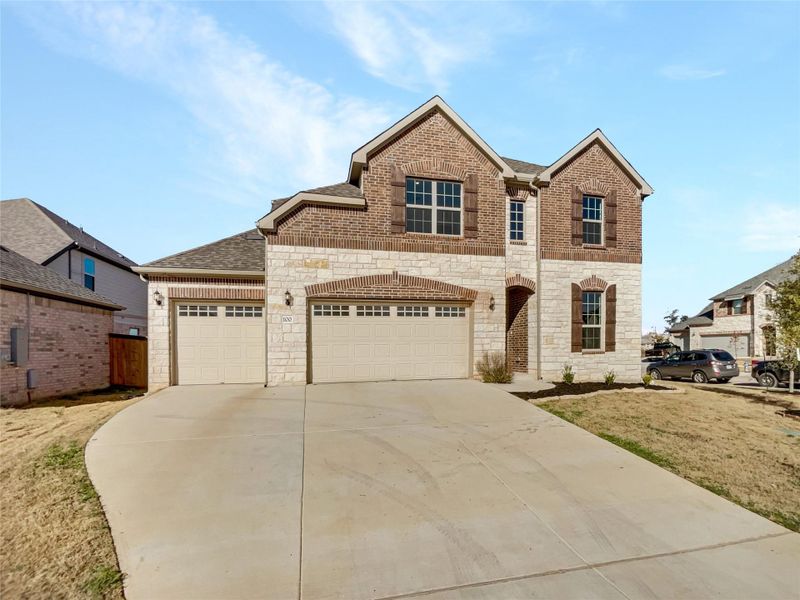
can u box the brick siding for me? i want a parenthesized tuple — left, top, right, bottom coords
(540, 142, 642, 263)
(306, 272, 478, 301)
(266, 109, 506, 257)
(506, 287, 532, 372)
(0, 289, 114, 406)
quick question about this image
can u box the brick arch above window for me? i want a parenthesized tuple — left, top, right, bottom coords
(577, 177, 610, 197)
(578, 275, 609, 292)
(400, 159, 468, 182)
(505, 274, 535, 293)
(305, 271, 479, 301)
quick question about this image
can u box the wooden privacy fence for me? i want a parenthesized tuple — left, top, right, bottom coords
(109, 333, 147, 388)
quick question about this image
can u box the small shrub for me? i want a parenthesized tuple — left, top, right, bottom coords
(603, 370, 616, 385)
(561, 363, 575, 384)
(476, 352, 513, 383)
(642, 374, 653, 387)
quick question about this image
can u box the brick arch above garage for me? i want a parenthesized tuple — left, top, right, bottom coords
(305, 272, 479, 302)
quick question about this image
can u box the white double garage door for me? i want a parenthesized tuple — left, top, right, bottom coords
(175, 301, 471, 385)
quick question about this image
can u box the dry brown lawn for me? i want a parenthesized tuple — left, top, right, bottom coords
(538, 384, 800, 532)
(1, 389, 143, 599)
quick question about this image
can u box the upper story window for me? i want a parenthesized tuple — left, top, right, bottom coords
(405, 178, 462, 236)
(509, 201, 524, 241)
(731, 298, 744, 315)
(581, 291, 602, 350)
(83, 258, 96, 291)
(582, 195, 603, 245)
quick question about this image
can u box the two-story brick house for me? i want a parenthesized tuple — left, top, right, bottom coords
(136, 97, 652, 390)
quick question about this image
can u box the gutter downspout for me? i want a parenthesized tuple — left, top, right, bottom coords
(534, 180, 543, 380)
(258, 227, 269, 388)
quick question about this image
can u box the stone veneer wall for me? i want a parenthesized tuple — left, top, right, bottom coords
(538, 259, 641, 381)
(145, 277, 265, 391)
(0, 289, 113, 406)
(266, 245, 506, 386)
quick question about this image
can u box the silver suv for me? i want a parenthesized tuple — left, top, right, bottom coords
(647, 349, 739, 383)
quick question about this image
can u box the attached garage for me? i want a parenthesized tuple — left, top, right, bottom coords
(310, 302, 471, 383)
(699, 334, 750, 358)
(175, 303, 265, 384)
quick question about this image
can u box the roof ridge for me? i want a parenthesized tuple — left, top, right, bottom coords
(141, 228, 259, 267)
(23, 198, 74, 252)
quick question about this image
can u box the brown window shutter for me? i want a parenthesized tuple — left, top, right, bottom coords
(464, 174, 478, 238)
(571, 283, 583, 352)
(605, 190, 617, 248)
(571, 185, 583, 246)
(391, 165, 406, 234)
(605, 284, 617, 352)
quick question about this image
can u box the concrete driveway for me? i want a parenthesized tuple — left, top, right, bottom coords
(87, 381, 799, 600)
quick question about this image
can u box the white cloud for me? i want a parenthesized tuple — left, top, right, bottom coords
(741, 203, 800, 252)
(323, 2, 498, 91)
(15, 2, 392, 205)
(659, 64, 726, 81)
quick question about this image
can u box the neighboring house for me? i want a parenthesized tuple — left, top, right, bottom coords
(0, 198, 147, 336)
(0, 246, 123, 406)
(136, 96, 653, 390)
(668, 256, 795, 359)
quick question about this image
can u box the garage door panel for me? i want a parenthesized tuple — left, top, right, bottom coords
(311, 303, 469, 384)
(177, 304, 265, 385)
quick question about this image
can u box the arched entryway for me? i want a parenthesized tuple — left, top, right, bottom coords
(505, 275, 535, 373)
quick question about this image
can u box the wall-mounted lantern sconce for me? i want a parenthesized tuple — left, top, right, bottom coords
(284, 290, 293, 306)
(153, 290, 164, 306)
(489, 295, 495, 311)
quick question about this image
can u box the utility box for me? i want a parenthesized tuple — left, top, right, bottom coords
(10, 327, 29, 367)
(26, 369, 38, 389)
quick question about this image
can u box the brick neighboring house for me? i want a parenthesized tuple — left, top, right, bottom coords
(135, 96, 653, 390)
(668, 256, 796, 360)
(0, 198, 147, 336)
(0, 246, 123, 406)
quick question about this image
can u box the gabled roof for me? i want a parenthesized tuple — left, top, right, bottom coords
(668, 303, 714, 333)
(710, 256, 796, 301)
(257, 184, 365, 232)
(136, 229, 264, 275)
(0, 246, 123, 310)
(536, 130, 654, 197)
(0, 198, 138, 269)
(347, 96, 516, 184)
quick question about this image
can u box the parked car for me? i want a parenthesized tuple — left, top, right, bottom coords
(644, 342, 681, 358)
(751, 360, 800, 388)
(646, 349, 739, 383)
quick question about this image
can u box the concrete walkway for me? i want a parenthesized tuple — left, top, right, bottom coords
(87, 381, 800, 599)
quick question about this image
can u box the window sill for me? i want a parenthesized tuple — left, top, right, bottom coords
(581, 349, 605, 354)
(582, 244, 607, 250)
(404, 232, 465, 241)
(509, 240, 527, 246)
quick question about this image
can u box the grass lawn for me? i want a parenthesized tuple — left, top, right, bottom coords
(1, 388, 143, 599)
(537, 384, 800, 532)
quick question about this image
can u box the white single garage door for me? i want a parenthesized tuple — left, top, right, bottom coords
(176, 304, 265, 385)
(699, 334, 750, 358)
(311, 302, 470, 383)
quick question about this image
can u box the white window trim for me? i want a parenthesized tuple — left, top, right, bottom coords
(405, 177, 463, 237)
(509, 200, 524, 241)
(582, 195, 604, 246)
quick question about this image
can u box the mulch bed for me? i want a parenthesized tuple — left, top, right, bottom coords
(513, 382, 672, 401)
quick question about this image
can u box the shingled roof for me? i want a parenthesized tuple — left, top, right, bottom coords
(0, 198, 138, 269)
(668, 303, 714, 333)
(140, 229, 264, 273)
(501, 156, 547, 177)
(0, 246, 122, 309)
(710, 256, 796, 301)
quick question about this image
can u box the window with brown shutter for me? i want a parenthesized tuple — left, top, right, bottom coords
(605, 284, 617, 352)
(571, 283, 583, 352)
(390, 165, 406, 233)
(464, 174, 478, 238)
(605, 190, 617, 247)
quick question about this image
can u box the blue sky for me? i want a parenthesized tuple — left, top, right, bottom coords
(2, 1, 799, 332)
